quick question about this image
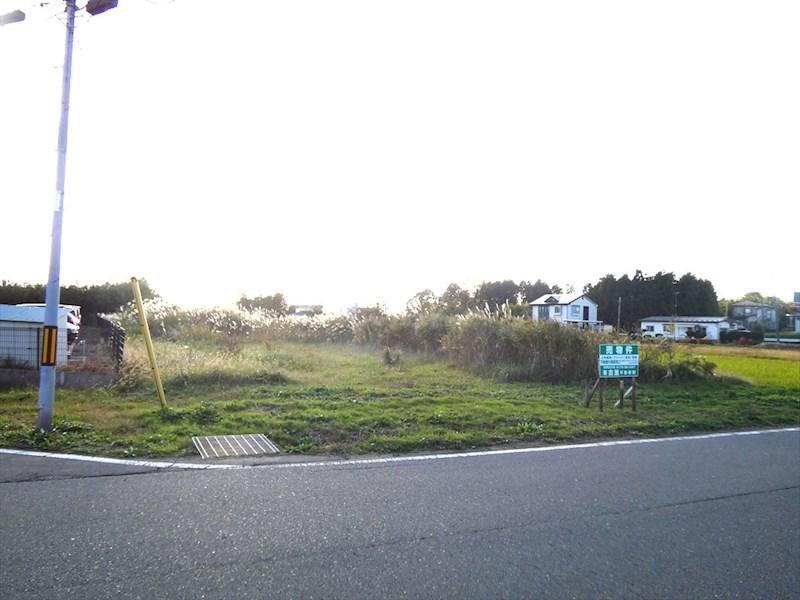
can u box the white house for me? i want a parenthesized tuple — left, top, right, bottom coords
(0, 304, 77, 368)
(529, 293, 602, 330)
(639, 315, 732, 342)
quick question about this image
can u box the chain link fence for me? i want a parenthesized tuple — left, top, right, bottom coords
(0, 325, 41, 369)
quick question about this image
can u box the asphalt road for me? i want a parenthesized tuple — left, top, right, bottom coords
(1, 430, 799, 599)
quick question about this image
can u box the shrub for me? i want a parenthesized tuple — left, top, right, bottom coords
(109, 303, 718, 385)
(353, 314, 417, 349)
(638, 341, 716, 381)
(382, 347, 401, 366)
(352, 315, 389, 346)
(443, 317, 601, 383)
(414, 313, 452, 353)
(720, 330, 764, 345)
(110, 300, 355, 344)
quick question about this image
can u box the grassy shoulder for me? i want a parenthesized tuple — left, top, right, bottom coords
(0, 340, 797, 457)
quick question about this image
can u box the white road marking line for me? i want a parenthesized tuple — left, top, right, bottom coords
(1, 428, 797, 471)
(0, 447, 238, 469)
(262, 427, 800, 469)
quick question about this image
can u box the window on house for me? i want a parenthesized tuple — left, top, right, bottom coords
(745, 308, 752, 314)
(553, 306, 561, 315)
(570, 305, 581, 317)
(645, 325, 654, 332)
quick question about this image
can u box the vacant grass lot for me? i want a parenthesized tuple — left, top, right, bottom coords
(0, 340, 797, 457)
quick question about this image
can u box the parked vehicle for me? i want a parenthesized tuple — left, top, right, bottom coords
(17, 303, 81, 345)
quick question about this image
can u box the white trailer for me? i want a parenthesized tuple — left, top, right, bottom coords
(639, 316, 732, 342)
(0, 305, 77, 368)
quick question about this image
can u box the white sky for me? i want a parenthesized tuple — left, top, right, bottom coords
(1, 0, 798, 312)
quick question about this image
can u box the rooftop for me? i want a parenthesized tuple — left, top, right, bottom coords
(0, 304, 74, 324)
(529, 293, 592, 306)
(729, 301, 773, 308)
(640, 315, 730, 324)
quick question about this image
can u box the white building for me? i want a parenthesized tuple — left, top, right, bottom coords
(0, 304, 78, 368)
(529, 293, 602, 330)
(639, 316, 732, 342)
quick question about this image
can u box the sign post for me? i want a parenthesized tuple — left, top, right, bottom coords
(598, 343, 639, 378)
(585, 344, 640, 411)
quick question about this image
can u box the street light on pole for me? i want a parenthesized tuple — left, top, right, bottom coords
(35, 0, 119, 431)
(0, 9, 25, 26)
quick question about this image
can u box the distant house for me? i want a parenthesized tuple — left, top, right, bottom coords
(640, 316, 732, 342)
(288, 305, 323, 317)
(529, 293, 602, 330)
(728, 301, 778, 330)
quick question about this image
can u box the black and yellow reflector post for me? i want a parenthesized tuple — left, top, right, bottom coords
(40, 326, 58, 367)
(131, 277, 167, 409)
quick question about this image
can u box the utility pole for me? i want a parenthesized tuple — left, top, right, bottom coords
(671, 289, 680, 341)
(36, 0, 118, 431)
(617, 296, 622, 333)
(37, 0, 76, 431)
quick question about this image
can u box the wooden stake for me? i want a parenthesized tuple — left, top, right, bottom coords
(632, 380, 637, 411)
(584, 378, 600, 408)
(599, 380, 604, 411)
(618, 379, 625, 408)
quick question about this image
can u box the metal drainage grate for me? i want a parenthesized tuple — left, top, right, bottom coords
(192, 434, 280, 459)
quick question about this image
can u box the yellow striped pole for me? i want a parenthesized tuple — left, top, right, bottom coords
(40, 326, 58, 366)
(131, 277, 167, 409)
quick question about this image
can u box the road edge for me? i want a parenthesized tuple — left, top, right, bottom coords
(2, 427, 798, 471)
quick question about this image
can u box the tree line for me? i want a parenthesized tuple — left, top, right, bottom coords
(0, 280, 157, 320)
(238, 273, 723, 328)
(401, 272, 723, 330)
(405, 279, 566, 316)
(4, 275, 793, 330)
(583, 271, 720, 330)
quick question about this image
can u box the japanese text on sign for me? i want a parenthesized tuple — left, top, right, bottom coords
(598, 344, 639, 378)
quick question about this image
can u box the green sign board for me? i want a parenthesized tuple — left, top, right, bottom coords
(598, 344, 639, 378)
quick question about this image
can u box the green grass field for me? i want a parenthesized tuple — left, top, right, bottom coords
(0, 340, 797, 457)
(682, 344, 800, 386)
